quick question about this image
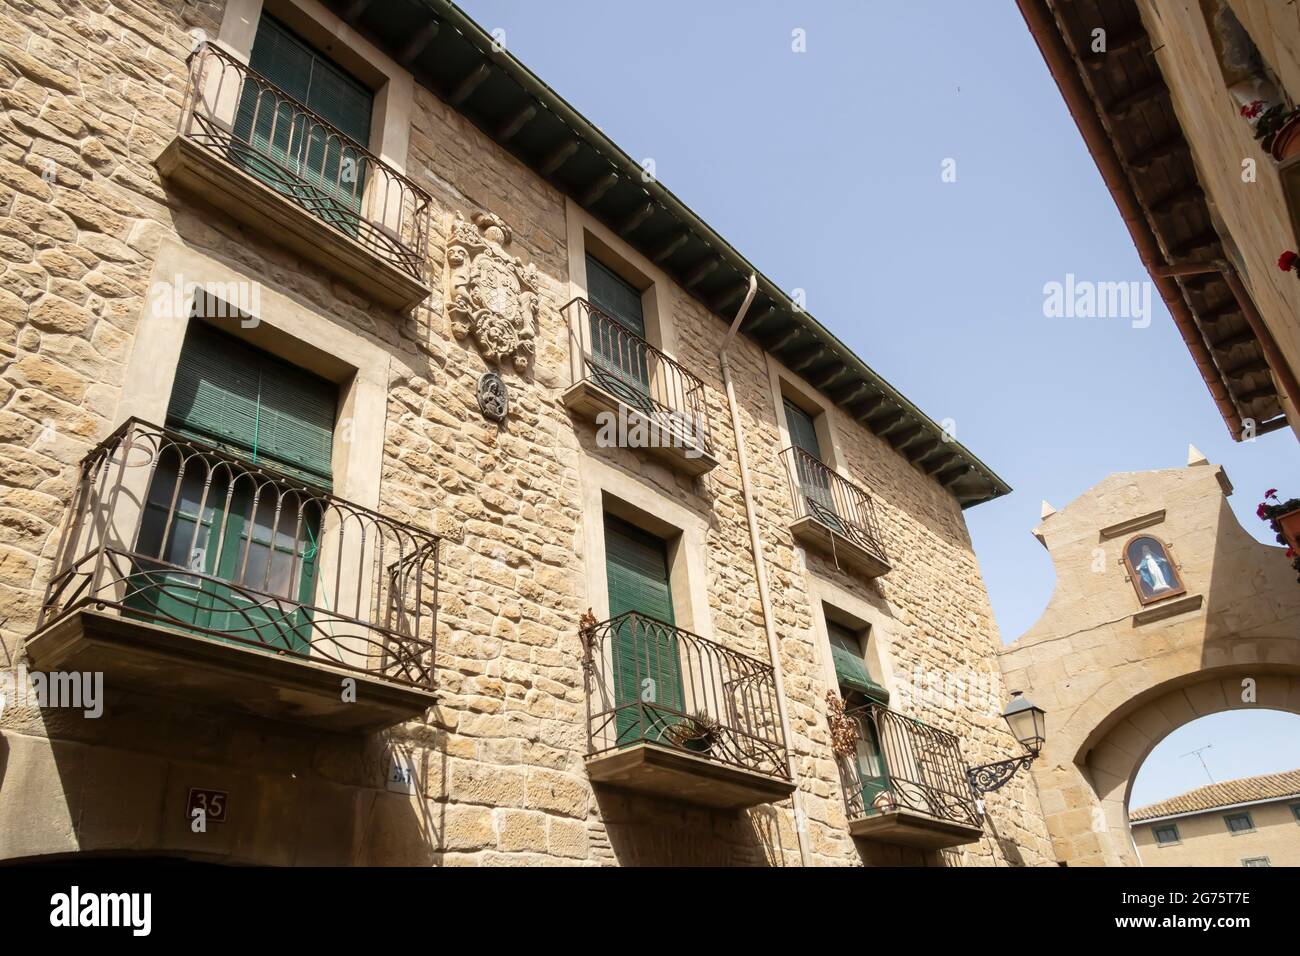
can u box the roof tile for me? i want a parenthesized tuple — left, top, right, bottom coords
(1130, 769, 1300, 821)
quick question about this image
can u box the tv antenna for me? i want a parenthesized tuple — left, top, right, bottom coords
(1180, 744, 1215, 784)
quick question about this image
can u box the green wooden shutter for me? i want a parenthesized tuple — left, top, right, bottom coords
(585, 255, 651, 407)
(785, 398, 821, 459)
(235, 16, 373, 226)
(586, 256, 646, 336)
(828, 621, 888, 703)
(167, 323, 335, 483)
(604, 515, 683, 744)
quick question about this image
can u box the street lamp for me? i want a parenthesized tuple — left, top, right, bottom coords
(967, 692, 1047, 794)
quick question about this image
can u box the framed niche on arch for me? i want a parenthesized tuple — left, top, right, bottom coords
(1121, 534, 1186, 606)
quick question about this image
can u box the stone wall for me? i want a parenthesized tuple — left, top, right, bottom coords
(0, 0, 1054, 865)
(1000, 459, 1300, 865)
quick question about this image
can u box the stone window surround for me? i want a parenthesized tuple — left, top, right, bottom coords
(766, 352, 845, 473)
(214, 0, 414, 177)
(576, 453, 713, 639)
(806, 576, 898, 704)
(564, 197, 679, 380)
(1152, 823, 1181, 846)
(116, 238, 391, 513)
(1224, 811, 1256, 834)
(1241, 856, 1272, 866)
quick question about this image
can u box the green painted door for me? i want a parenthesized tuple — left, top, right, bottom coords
(127, 323, 335, 653)
(828, 622, 891, 814)
(604, 515, 683, 745)
(785, 398, 840, 525)
(854, 708, 890, 814)
(232, 15, 374, 234)
(586, 256, 654, 414)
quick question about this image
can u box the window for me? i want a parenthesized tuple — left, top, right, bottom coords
(1291, 803, 1300, 823)
(166, 320, 336, 483)
(585, 255, 652, 410)
(1121, 535, 1186, 605)
(1241, 856, 1271, 867)
(604, 515, 681, 742)
(785, 397, 841, 528)
(1224, 811, 1255, 834)
(826, 617, 887, 704)
(234, 15, 375, 225)
(784, 398, 822, 461)
(1153, 824, 1180, 845)
(127, 319, 339, 652)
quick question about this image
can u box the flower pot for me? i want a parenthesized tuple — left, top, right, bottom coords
(680, 736, 711, 754)
(1272, 115, 1300, 161)
(1277, 508, 1300, 552)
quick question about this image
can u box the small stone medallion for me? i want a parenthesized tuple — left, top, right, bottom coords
(477, 371, 509, 423)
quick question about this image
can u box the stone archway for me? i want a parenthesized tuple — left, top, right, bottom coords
(999, 458, 1300, 866)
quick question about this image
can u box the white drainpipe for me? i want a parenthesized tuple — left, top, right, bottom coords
(720, 273, 812, 867)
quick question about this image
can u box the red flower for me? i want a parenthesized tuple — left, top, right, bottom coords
(1258, 503, 1270, 518)
(1242, 100, 1265, 118)
(1266, 488, 1279, 499)
(1288, 548, 1296, 559)
(1279, 251, 1299, 273)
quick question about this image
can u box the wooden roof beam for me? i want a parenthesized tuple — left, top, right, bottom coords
(581, 171, 619, 205)
(651, 230, 689, 263)
(683, 257, 719, 288)
(1125, 137, 1190, 171)
(1107, 83, 1170, 120)
(618, 202, 655, 236)
(449, 63, 491, 105)
(497, 103, 537, 141)
(400, 20, 441, 64)
(540, 139, 579, 176)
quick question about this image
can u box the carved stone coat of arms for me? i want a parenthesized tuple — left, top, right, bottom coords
(446, 212, 539, 373)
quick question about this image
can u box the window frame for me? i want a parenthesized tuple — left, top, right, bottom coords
(1241, 856, 1271, 867)
(1224, 811, 1256, 834)
(1152, 823, 1181, 846)
(1120, 533, 1188, 606)
(215, 0, 413, 177)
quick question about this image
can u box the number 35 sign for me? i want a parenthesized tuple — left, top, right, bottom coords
(187, 788, 228, 831)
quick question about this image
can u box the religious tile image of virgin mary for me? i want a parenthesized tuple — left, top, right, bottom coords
(1125, 536, 1183, 602)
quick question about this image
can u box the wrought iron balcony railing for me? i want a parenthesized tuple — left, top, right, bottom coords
(781, 446, 889, 567)
(839, 702, 981, 828)
(579, 611, 789, 780)
(563, 297, 715, 459)
(38, 419, 439, 689)
(177, 42, 431, 282)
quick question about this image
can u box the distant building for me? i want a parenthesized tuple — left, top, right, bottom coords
(1130, 770, 1300, 867)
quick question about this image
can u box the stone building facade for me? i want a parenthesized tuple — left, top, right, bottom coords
(1129, 769, 1300, 867)
(0, 0, 1054, 865)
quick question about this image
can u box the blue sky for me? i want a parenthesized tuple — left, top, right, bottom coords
(459, 1, 1300, 802)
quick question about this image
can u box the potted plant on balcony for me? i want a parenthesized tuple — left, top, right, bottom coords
(667, 711, 722, 755)
(1244, 100, 1300, 161)
(1257, 489, 1300, 580)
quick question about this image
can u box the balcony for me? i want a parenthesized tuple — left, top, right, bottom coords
(579, 612, 794, 809)
(27, 419, 440, 732)
(839, 702, 983, 849)
(561, 298, 719, 476)
(781, 447, 891, 578)
(156, 42, 432, 311)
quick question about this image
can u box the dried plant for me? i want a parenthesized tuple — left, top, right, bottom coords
(826, 690, 859, 758)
